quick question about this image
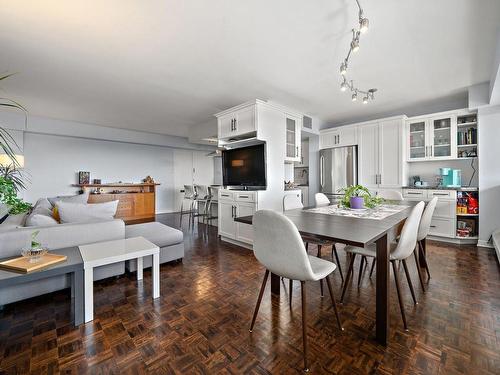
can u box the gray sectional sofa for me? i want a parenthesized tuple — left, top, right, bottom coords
(0, 198, 184, 306)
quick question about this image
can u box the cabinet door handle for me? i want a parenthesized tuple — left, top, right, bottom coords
(430, 225, 436, 228)
(239, 195, 249, 199)
(432, 193, 449, 196)
(407, 192, 422, 195)
(296, 146, 299, 157)
(230, 119, 233, 131)
(233, 118, 237, 131)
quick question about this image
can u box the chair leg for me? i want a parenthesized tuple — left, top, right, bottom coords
(402, 259, 418, 305)
(357, 256, 365, 287)
(249, 270, 269, 332)
(289, 279, 293, 308)
(305, 242, 309, 252)
(341, 253, 356, 303)
(180, 200, 184, 226)
(418, 240, 431, 279)
(325, 275, 343, 331)
(391, 260, 408, 331)
(332, 245, 344, 283)
(413, 249, 426, 292)
(369, 258, 376, 278)
(317, 245, 324, 297)
(300, 281, 309, 373)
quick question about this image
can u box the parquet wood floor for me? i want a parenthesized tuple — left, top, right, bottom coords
(0, 214, 499, 374)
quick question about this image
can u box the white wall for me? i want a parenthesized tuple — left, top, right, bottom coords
(477, 105, 500, 246)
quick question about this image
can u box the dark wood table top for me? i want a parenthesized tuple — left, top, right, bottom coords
(235, 202, 416, 247)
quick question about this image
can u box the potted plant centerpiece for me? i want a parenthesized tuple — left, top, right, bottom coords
(339, 185, 383, 210)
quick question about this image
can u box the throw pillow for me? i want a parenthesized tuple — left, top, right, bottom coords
(57, 200, 119, 223)
(52, 206, 60, 222)
(25, 213, 59, 227)
(48, 192, 89, 207)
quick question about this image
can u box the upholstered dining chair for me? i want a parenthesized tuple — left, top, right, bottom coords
(377, 190, 404, 201)
(314, 192, 331, 207)
(415, 197, 438, 286)
(340, 201, 425, 330)
(193, 184, 210, 226)
(250, 209, 343, 372)
(283, 194, 344, 294)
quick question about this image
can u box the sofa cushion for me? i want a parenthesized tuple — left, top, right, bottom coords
(0, 213, 28, 232)
(25, 213, 59, 227)
(48, 192, 89, 207)
(126, 222, 183, 248)
(33, 198, 53, 211)
(57, 200, 119, 223)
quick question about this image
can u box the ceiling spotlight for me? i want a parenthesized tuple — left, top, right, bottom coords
(340, 62, 347, 75)
(340, 80, 348, 92)
(351, 38, 360, 52)
(352, 91, 358, 101)
(359, 17, 369, 33)
(362, 96, 369, 104)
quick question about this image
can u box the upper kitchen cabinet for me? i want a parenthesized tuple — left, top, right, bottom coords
(319, 125, 357, 149)
(217, 104, 257, 140)
(406, 112, 457, 161)
(358, 117, 406, 190)
(285, 114, 301, 163)
(295, 139, 309, 167)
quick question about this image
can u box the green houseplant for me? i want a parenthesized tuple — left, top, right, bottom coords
(0, 73, 31, 214)
(338, 185, 383, 209)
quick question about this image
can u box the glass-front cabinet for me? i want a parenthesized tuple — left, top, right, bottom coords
(407, 114, 456, 161)
(285, 114, 301, 163)
(408, 120, 427, 160)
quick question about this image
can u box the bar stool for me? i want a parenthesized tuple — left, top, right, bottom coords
(192, 184, 210, 226)
(204, 186, 219, 226)
(179, 185, 196, 226)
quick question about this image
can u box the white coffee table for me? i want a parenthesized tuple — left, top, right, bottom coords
(79, 236, 160, 323)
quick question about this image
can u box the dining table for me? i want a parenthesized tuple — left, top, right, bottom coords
(234, 202, 416, 345)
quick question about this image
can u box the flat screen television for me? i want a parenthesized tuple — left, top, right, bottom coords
(222, 144, 266, 188)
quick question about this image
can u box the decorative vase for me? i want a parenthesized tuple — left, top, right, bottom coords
(350, 196, 364, 209)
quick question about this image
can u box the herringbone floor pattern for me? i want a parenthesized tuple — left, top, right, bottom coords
(0, 213, 499, 374)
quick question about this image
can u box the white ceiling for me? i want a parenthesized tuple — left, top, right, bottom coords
(1, 0, 499, 137)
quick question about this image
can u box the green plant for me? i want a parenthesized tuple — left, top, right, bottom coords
(0, 176, 32, 214)
(338, 184, 384, 208)
(31, 230, 41, 248)
(0, 163, 28, 191)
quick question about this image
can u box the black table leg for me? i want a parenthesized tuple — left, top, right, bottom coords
(375, 233, 389, 345)
(270, 272, 280, 295)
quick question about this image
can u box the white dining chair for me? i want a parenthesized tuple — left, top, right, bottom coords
(377, 190, 404, 201)
(250, 209, 343, 372)
(340, 201, 425, 330)
(415, 197, 438, 287)
(283, 194, 344, 292)
(314, 192, 331, 207)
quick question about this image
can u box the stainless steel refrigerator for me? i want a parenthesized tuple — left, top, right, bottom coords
(319, 146, 358, 200)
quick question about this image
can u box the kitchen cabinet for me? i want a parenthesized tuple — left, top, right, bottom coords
(358, 118, 404, 190)
(403, 189, 456, 238)
(407, 114, 457, 161)
(295, 140, 309, 167)
(319, 125, 357, 149)
(218, 104, 257, 140)
(285, 114, 301, 163)
(218, 189, 257, 244)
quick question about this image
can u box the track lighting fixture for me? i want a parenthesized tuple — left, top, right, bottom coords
(337, 0, 377, 103)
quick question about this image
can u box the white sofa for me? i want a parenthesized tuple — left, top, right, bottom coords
(0, 198, 184, 306)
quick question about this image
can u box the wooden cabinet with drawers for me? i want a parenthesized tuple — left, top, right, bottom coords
(75, 183, 159, 224)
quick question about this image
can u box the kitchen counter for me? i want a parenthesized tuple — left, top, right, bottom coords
(403, 186, 478, 191)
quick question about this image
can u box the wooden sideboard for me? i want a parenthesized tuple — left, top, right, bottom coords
(73, 183, 159, 224)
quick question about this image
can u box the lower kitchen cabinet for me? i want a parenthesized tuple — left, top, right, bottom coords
(218, 189, 257, 245)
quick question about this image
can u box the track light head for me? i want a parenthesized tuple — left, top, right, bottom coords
(351, 91, 358, 101)
(340, 62, 347, 75)
(340, 80, 348, 92)
(362, 96, 369, 104)
(351, 38, 360, 52)
(359, 17, 369, 33)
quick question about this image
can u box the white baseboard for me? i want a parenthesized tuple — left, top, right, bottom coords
(477, 240, 494, 248)
(219, 236, 253, 250)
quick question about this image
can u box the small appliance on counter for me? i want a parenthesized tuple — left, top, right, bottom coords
(439, 168, 462, 187)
